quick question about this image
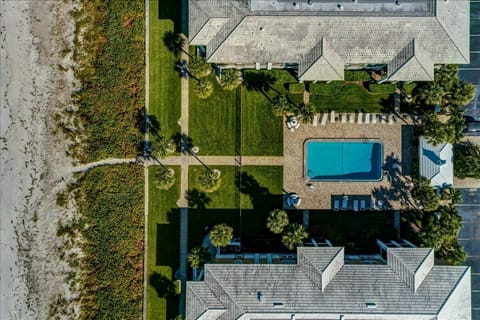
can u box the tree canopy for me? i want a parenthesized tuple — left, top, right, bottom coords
(454, 141, 480, 179)
(197, 169, 222, 193)
(188, 247, 211, 269)
(282, 223, 308, 250)
(411, 177, 439, 212)
(219, 69, 240, 91)
(266, 209, 289, 234)
(154, 166, 176, 190)
(210, 224, 233, 248)
(188, 56, 211, 78)
(193, 79, 214, 99)
(271, 95, 291, 117)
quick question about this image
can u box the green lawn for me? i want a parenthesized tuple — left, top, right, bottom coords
(239, 166, 283, 209)
(308, 84, 392, 113)
(241, 88, 283, 156)
(188, 74, 237, 155)
(188, 165, 239, 209)
(147, 166, 181, 320)
(149, 0, 181, 144)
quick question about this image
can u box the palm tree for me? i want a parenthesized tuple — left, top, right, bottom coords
(411, 177, 439, 212)
(210, 224, 233, 248)
(435, 64, 458, 93)
(188, 56, 211, 78)
(154, 136, 175, 159)
(282, 223, 308, 250)
(219, 69, 240, 91)
(266, 209, 289, 234)
(154, 166, 176, 190)
(197, 169, 222, 193)
(422, 112, 448, 146)
(271, 95, 291, 117)
(188, 247, 211, 269)
(449, 81, 475, 106)
(417, 82, 445, 106)
(193, 79, 214, 99)
(296, 102, 315, 124)
(454, 141, 480, 179)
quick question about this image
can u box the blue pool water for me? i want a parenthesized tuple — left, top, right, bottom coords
(305, 140, 383, 181)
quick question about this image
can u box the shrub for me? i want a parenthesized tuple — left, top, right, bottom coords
(188, 56, 211, 78)
(309, 82, 343, 95)
(271, 95, 291, 117)
(219, 69, 240, 91)
(193, 79, 214, 99)
(344, 70, 371, 81)
(197, 169, 222, 193)
(210, 224, 233, 247)
(266, 209, 289, 234)
(368, 83, 397, 94)
(188, 247, 211, 269)
(154, 166, 176, 190)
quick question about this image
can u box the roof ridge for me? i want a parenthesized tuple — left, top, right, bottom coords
(205, 267, 244, 316)
(435, 266, 470, 315)
(207, 15, 246, 60)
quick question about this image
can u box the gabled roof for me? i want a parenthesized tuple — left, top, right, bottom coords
(186, 247, 471, 320)
(299, 38, 344, 81)
(189, 0, 470, 82)
(419, 135, 454, 188)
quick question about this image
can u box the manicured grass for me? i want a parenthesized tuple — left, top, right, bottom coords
(309, 84, 391, 112)
(188, 165, 239, 209)
(189, 74, 237, 155)
(309, 211, 396, 253)
(147, 166, 181, 320)
(241, 88, 283, 156)
(149, 0, 181, 143)
(239, 166, 283, 209)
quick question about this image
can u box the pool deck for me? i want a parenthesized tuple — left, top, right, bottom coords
(283, 114, 416, 210)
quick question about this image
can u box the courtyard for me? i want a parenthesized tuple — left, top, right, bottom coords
(283, 113, 416, 210)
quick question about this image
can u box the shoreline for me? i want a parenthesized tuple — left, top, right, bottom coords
(1, 1, 78, 319)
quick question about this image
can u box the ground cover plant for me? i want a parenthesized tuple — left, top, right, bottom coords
(147, 166, 181, 320)
(71, 1, 145, 162)
(149, 0, 181, 150)
(75, 166, 144, 319)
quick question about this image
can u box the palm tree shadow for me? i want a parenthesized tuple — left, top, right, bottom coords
(243, 71, 278, 102)
(149, 272, 175, 298)
(235, 172, 272, 209)
(186, 189, 212, 210)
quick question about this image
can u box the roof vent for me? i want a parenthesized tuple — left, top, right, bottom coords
(257, 291, 263, 302)
(337, 4, 344, 10)
(291, 315, 296, 320)
(292, 2, 297, 7)
(366, 302, 377, 309)
(273, 302, 284, 308)
(395, 0, 401, 6)
(340, 316, 345, 320)
(307, 0, 312, 5)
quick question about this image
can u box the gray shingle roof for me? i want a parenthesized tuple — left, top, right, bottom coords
(186, 247, 471, 320)
(189, 0, 470, 81)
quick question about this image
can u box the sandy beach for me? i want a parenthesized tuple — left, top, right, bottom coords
(1, 1, 78, 318)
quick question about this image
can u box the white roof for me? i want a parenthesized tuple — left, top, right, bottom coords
(419, 135, 454, 188)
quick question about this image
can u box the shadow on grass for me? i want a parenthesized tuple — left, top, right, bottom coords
(149, 272, 175, 298)
(186, 189, 212, 210)
(156, 0, 182, 32)
(235, 171, 283, 210)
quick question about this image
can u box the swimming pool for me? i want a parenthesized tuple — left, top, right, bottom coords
(305, 140, 383, 181)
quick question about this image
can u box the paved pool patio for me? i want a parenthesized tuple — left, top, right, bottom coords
(283, 114, 416, 210)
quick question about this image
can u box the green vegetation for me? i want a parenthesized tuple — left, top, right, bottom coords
(271, 95, 291, 117)
(289, 83, 305, 93)
(309, 84, 390, 112)
(71, 1, 145, 162)
(193, 79, 214, 99)
(149, 0, 181, 144)
(210, 224, 234, 247)
(188, 166, 238, 208)
(309, 81, 343, 95)
(421, 105, 466, 145)
(196, 168, 223, 193)
(154, 166, 176, 190)
(411, 177, 440, 212)
(188, 56, 212, 78)
(454, 141, 480, 179)
(147, 166, 181, 320)
(188, 247, 211, 269)
(368, 83, 397, 94)
(189, 73, 237, 155)
(75, 166, 144, 319)
(266, 209, 289, 234)
(153, 136, 175, 158)
(344, 70, 371, 81)
(296, 102, 315, 123)
(282, 223, 309, 250)
(218, 69, 241, 91)
(239, 166, 283, 209)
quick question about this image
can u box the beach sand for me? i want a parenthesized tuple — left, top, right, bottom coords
(1, 1, 79, 318)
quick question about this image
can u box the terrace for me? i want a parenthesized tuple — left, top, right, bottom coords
(283, 113, 416, 210)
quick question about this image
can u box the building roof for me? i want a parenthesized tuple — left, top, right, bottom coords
(419, 135, 454, 188)
(186, 247, 471, 320)
(189, 0, 470, 81)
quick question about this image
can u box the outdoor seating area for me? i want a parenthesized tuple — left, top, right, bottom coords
(306, 112, 398, 126)
(332, 195, 385, 212)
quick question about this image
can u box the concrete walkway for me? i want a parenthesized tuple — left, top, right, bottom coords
(155, 155, 284, 166)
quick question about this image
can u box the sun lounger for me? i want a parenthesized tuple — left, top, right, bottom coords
(388, 113, 395, 125)
(360, 199, 366, 211)
(357, 112, 363, 124)
(381, 114, 386, 124)
(365, 113, 370, 124)
(333, 199, 340, 211)
(349, 114, 355, 123)
(294, 122, 300, 129)
(286, 121, 292, 129)
(370, 200, 375, 210)
(372, 114, 377, 124)
(321, 113, 328, 126)
(341, 113, 347, 123)
(312, 114, 318, 127)
(353, 200, 359, 212)
(330, 111, 335, 123)
(341, 197, 348, 210)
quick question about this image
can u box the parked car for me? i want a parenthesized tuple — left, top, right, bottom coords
(465, 121, 480, 133)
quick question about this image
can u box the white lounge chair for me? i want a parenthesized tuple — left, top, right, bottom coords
(372, 114, 377, 124)
(370, 199, 375, 210)
(341, 197, 348, 210)
(312, 114, 318, 127)
(378, 200, 384, 211)
(330, 111, 336, 123)
(381, 114, 386, 124)
(333, 199, 340, 211)
(388, 113, 395, 125)
(353, 200, 359, 212)
(321, 113, 328, 126)
(294, 122, 300, 129)
(341, 113, 347, 123)
(349, 114, 355, 123)
(365, 113, 370, 124)
(357, 112, 363, 124)
(360, 200, 366, 211)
